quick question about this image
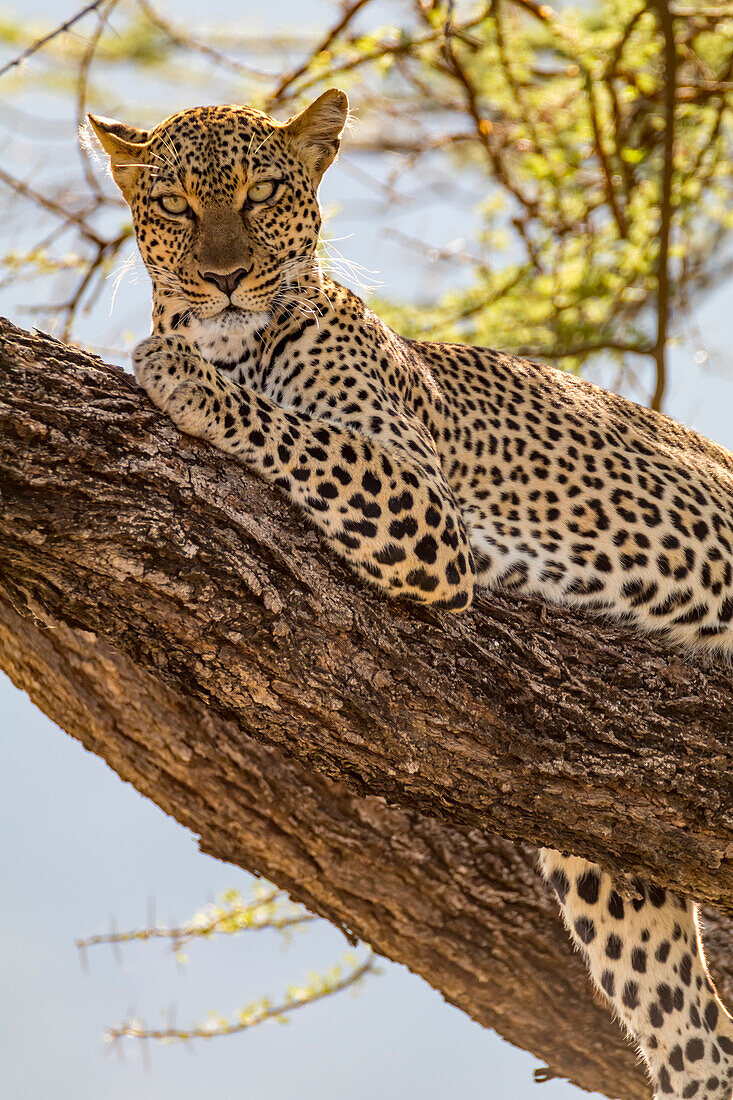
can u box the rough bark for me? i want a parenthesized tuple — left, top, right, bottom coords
(1, 316, 732, 1099)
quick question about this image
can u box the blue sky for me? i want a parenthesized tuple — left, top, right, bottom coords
(1, 2, 731, 1098)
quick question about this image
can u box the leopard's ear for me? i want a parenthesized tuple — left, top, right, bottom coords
(87, 114, 150, 157)
(282, 90, 348, 184)
(86, 114, 151, 198)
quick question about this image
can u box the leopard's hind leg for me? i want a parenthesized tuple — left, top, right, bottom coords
(540, 849, 733, 1100)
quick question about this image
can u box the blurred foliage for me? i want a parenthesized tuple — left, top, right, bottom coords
(0, 0, 731, 407)
(367, 0, 733, 413)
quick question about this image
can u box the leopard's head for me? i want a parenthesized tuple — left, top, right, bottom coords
(88, 92, 348, 342)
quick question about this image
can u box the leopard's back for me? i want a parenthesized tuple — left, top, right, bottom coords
(414, 337, 733, 651)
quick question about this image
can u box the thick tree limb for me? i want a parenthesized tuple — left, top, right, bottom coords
(2, 317, 733, 1099)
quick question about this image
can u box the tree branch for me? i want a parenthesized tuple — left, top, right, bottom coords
(2, 318, 733, 1098)
(0, 0, 109, 80)
(651, 0, 678, 412)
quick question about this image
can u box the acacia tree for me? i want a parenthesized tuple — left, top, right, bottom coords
(1, 2, 733, 1098)
(1, 0, 731, 403)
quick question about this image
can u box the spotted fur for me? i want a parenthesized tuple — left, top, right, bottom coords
(90, 94, 733, 1099)
(542, 853, 733, 1100)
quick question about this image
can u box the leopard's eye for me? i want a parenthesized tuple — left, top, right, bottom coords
(247, 180, 277, 203)
(159, 194, 190, 215)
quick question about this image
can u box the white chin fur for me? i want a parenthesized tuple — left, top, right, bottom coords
(185, 309, 271, 360)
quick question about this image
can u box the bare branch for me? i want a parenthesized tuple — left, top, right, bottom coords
(651, 0, 678, 412)
(0, 0, 109, 79)
(267, 0, 374, 108)
(515, 338, 653, 359)
(0, 165, 103, 246)
(135, 0, 270, 80)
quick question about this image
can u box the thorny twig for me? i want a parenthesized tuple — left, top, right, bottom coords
(267, 0, 374, 108)
(76, 0, 120, 200)
(77, 888, 316, 959)
(0, 0, 109, 79)
(105, 954, 376, 1047)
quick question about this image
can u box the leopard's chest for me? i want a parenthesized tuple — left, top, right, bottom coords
(184, 314, 268, 388)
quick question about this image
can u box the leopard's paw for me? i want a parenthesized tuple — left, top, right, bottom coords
(132, 334, 200, 411)
(164, 379, 216, 439)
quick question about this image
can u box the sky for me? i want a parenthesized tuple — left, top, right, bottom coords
(1, 2, 732, 1100)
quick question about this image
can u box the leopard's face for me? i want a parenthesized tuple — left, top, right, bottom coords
(89, 93, 348, 341)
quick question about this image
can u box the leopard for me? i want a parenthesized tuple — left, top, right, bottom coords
(88, 90, 733, 1100)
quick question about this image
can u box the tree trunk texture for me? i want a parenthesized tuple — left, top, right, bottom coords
(1, 316, 732, 1100)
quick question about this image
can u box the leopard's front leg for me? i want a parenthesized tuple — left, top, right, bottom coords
(133, 334, 475, 610)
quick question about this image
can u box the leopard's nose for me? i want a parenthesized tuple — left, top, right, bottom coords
(200, 266, 252, 297)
